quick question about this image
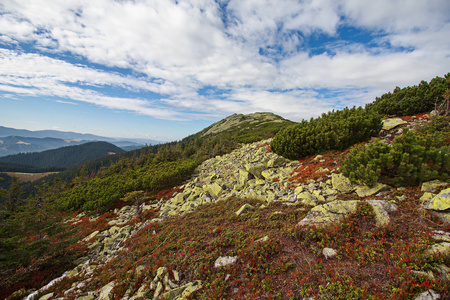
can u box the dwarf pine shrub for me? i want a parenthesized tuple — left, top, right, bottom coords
(341, 128, 449, 187)
(366, 73, 450, 117)
(271, 107, 382, 160)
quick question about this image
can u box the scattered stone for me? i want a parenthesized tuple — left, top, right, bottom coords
(160, 280, 202, 300)
(214, 256, 238, 268)
(153, 281, 163, 299)
(298, 200, 359, 226)
(427, 242, 450, 257)
(38, 293, 54, 300)
(255, 235, 269, 243)
(8, 288, 28, 300)
(267, 156, 285, 168)
(382, 118, 407, 130)
(432, 231, 450, 243)
(414, 289, 441, 300)
(322, 247, 337, 259)
(235, 204, 254, 216)
(424, 188, 450, 211)
(434, 211, 450, 224)
(411, 270, 435, 281)
(421, 180, 447, 192)
(83, 230, 100, 242)
(296, 192, 319, 207)
(313, 155, 323, 161)
(205, 182, 224, 198)
(172, 270, 180, 282)
(294, 186, 304, 194)
(134, 264, 147, 280)
(420, 192, 435, 204)
(98, 281, 115, 300)
(355, 183, 391, 197)
(331, 174, 355, 194)
(76, 295, 95, 300)
(434, 264, 450, 281)
(365, 200, 398, 227)
(245, 163, 267, 179)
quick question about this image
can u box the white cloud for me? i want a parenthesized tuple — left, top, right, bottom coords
(0, 49, 190, 120)
(0, 0, 449, 129)
(341, 0, 450, 31)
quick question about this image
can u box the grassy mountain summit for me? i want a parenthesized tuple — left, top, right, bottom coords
(200, 112, 290, 137)
(180, 112, 295, 145)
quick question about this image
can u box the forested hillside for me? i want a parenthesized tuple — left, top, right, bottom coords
(0, 136, 87, 157)
(0, 74, 449, 300)
(0, 141, 124, 169)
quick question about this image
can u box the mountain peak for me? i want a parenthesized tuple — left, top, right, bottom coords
(201, 112, 289, 137)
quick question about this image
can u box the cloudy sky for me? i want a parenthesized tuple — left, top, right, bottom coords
(1, 0, 449, 141)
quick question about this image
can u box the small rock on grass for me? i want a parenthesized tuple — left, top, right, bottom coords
(414, 289, 441, 300)
(214, 256, 238, 268)
(235, 204, 254, 216)
(322, 247, 337, 259)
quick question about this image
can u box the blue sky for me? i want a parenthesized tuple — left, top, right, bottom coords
(1, 0, 449, 142)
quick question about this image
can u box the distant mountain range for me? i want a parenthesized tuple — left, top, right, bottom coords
(0, 141, 125, 169)
(0, 126, 161, 157)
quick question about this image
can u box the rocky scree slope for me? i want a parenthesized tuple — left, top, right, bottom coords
(16, 114, 450, 300)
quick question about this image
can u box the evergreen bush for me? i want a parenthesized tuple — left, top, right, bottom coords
(366, 73, 450, 117)
(341, 128, 449, 187)
(271, 107, 382, 160)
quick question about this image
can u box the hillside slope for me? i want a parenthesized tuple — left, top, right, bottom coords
(4, 113, 449, 300)
(0, 141, 124, 169)
(186, 112, 295, 144)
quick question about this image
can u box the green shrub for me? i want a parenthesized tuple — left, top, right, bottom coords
(54, 159, 199, 214)
(341, 128, 449, 187)
(366, 73, 450, 117)
(271, 107, 382, 160)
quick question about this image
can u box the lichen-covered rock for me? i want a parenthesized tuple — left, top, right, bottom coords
(214, 256, 238, 268)
(297, 191, 317, 201)
(322, 247, 337, 259)
(420, 192, 435, 203)
(432, 230, 450, 243)
(97, 281, 115, 300)
(266, 156, 285, 168)
(239, 169, 253, 185)
(235, 204, 254, 216)
(298, 200, 359, 226)
(331, 174, 354, 194)
(434, 264, 450, 281)
(424, 188, 450, 211)
(153, 281, 163, 299)
(355, 183, 391, 197)
(172, 193, 186, 205)
(421, 180, 448, 192)
(76, 295, 95, 300)
(365, 200, 398, 227)
(414, 289, 441, 300)
(204, 183, 224, 198)
(38, 293, 54, 300)
(411, 270, 435, 281)
(160, 280, 202, 300)
(255, 235, 269, 243)
(245, 164, 267, 179)
(382, 118, 407, 130)
(427, 242, 450, 257)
